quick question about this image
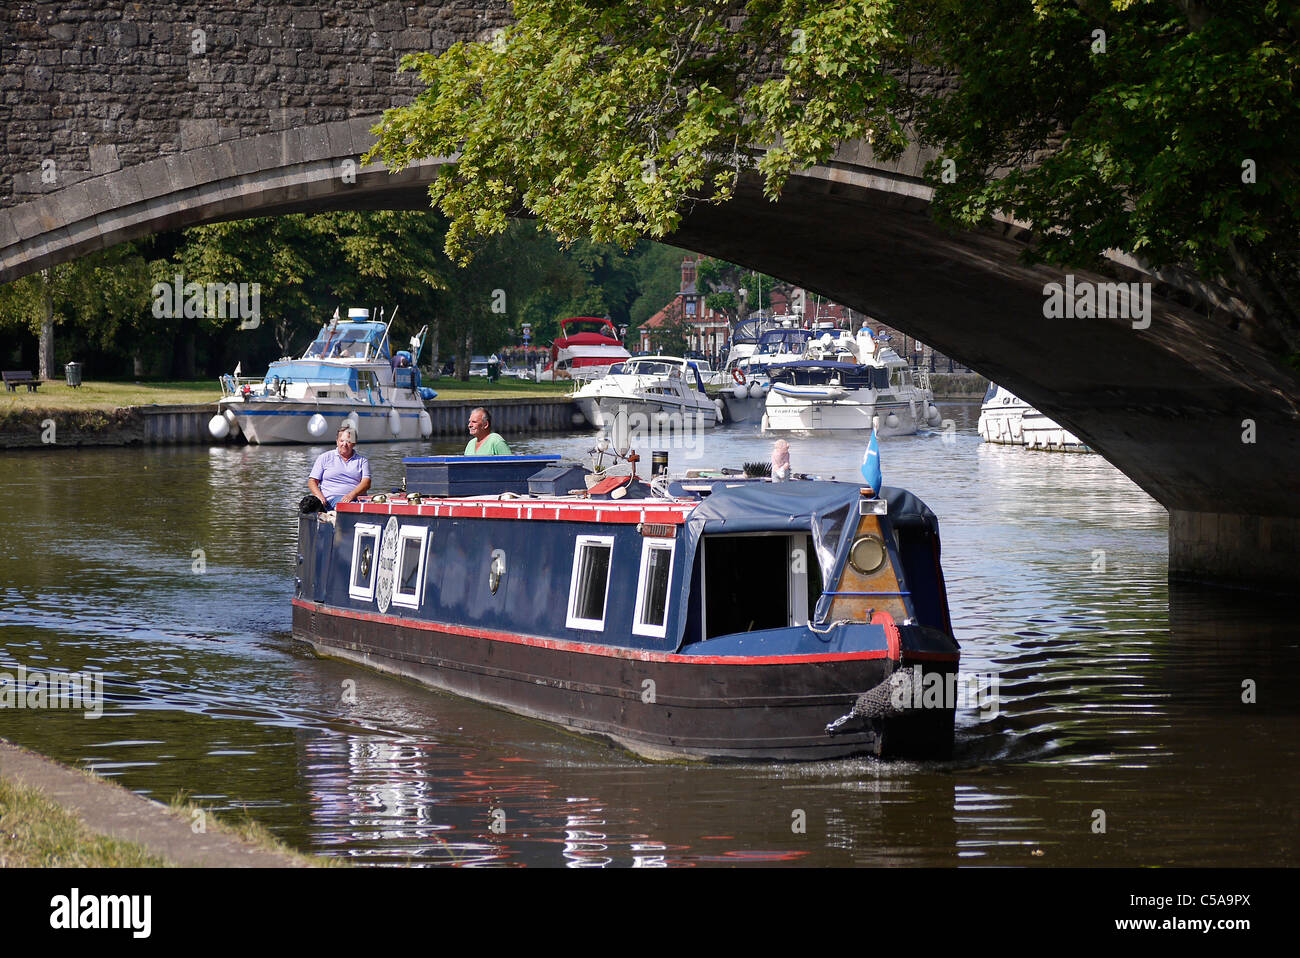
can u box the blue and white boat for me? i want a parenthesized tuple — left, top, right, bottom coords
(762, 328, 942, 435)
(212, 308, 437, 444)
(292, 453, 960, 761)
(718, 322, 815, 423)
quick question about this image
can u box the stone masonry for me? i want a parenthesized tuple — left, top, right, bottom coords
(0, 1, 511, 204)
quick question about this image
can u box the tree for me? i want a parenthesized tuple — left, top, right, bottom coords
(368, 0, 1300, 359)
(697, 259, 784, 326)
(0, 243, 151, 380)
(641, 299, 689, 357)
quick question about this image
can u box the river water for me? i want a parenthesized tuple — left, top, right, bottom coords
(1, 402, 1296, 867)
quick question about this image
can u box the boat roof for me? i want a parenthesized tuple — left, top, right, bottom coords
(556, 317, 620, 341)
(304, 319, 391, 361)
(264, 360, 362, 385)
(767, 360, 863, 373)
(344, 477, 935, 534)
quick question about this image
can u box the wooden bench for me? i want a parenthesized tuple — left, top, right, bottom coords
(2, 370, 41, 392)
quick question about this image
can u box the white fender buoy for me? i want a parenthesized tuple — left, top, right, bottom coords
(714, 398, 725, 419)
(388, 408, 401, 436)
(886, 412, 900, 429)
(345, 413, 360, 438)
(307, 413, 327, 438)
(419, 410, 433, 438)
(208, 414, 230, 439)
(748, 381, 762, 399)
(733, 384, 748, 400)
(927, 404, 941, 424)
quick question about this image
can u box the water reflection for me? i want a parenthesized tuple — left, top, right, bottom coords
(1, 404, 1297, 866)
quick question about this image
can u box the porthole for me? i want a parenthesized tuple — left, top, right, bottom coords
(849, 535, 886, 576)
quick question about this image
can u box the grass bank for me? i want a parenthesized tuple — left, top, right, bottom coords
(1, 377, 570, 416)
(427, 377, 572, 399)
(0, 742, 327, 867)
(0, 776, 172, 867)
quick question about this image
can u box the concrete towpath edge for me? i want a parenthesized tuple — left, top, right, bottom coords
(0, 738, 313, 868)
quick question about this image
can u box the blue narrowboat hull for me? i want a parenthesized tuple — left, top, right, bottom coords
(293, 600, 956, 760)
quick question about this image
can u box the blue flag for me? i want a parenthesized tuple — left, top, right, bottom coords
(861, 428, 882, 493)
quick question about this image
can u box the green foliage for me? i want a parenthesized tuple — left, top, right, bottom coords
(367, 0, 1300, 351)
(697, 258, 784, 324)
(367, 0, 907, 261)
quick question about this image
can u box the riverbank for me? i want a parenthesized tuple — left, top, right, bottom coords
(1, 378, 583, 448)
(0, 738, 319, 867)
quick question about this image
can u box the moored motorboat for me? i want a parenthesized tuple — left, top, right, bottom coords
(213, 308, 436, 444)
(291, 454, 960, 761)
(978, 384, 1091, 452)
(537, 317, 631, 382)
(717, 321, 812, 423)
(761, 328, 941, 435)
(572, 355, 722, 431)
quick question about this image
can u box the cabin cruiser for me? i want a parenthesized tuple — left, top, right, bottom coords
(292, 450, 960, 761)
(537, 316, 631, 382)
(761, 327, 942, 435)
(571, 355, 722, 430)
(211, 308, 436, 444)
(718, 322, 815, 423)
(978, 384, 1091, 452)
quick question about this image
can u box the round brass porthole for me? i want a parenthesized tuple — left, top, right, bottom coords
(849, 535, 886, 576)
(360, 546, 373, 580)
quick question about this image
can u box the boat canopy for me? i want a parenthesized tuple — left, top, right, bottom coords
(302, 321, 391, 361)
(756, 328, 814, 355)
(263, 361, 359, 391)
(674, 482, 939, 649)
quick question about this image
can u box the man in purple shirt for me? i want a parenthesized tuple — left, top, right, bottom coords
(308, 425, 371, 508)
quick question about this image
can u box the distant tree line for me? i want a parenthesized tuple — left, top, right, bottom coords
(0, 211, 694, 382)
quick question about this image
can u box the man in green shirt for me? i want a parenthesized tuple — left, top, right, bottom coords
(465, 406, 512, 455)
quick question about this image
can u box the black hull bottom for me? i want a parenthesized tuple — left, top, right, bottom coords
(293, 603, 955, 762)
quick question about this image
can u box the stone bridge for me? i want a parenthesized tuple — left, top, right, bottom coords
(2, 2, 1297, 586)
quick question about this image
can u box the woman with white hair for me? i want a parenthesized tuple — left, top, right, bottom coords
(308, 425, 372, 508)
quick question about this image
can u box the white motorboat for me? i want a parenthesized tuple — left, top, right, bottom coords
(212, 308, 437, 445)
(572, 355, 722, 431)
(717, 321, 814, 423)
(761, 328, 941, 435)
(977, 384, 1091, 452)
(536, 317, 631, 381)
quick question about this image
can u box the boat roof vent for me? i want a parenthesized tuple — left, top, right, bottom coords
(347, 308, 370, 321)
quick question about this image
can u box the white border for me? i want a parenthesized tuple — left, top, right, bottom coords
(391, 525, 429, 610)
(349, 523, 382, 601)
(632, 537, 675, 639)
(566, 534, 615, 631)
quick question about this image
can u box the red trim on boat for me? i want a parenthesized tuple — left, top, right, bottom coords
(336, 499, 695, 524)
(871, 609, 902, 661)
(292, 599, 958, 665)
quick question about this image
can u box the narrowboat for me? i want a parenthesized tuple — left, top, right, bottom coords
(291, 456, 960, 761)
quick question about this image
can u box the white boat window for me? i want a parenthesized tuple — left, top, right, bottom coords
(392, 526, 429, 610)
(632, 539, 675, 638)
(349, 523, 383, 601)
(567, 535, 615, 631)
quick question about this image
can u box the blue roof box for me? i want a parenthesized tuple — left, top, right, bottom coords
(404, 455, 561, 497)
